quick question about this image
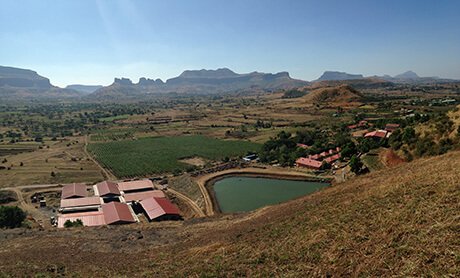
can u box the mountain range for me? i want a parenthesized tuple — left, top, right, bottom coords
(316, 70, 457, 83)
(1, 65, 459, 101)
(89, 68, 309, 99)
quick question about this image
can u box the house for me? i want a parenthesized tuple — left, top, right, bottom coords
(61, 183, 87, 199)
(101, 202, 136, 225)
(364, 130, 389, 139)
(296, 157, 323, 170)
(324, 153, 341, 164)
(385, 123, 400, 132)
(139, 197, 182, 221)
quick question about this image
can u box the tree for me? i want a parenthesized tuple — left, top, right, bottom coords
(349, 155, 363, 175)
(0, 206, 26, 228)
(341, 142, 357, 159)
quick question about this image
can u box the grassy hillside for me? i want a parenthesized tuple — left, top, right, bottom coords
(0, 150, 458, 276)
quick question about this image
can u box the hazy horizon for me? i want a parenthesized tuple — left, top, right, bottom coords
(1, 0, 459, 87)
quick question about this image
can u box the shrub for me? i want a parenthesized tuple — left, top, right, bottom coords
(0, 206, 26, 228)
(64, 219, 83, 228)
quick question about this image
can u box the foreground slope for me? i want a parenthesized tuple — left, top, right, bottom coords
(0, 151, 459, 276)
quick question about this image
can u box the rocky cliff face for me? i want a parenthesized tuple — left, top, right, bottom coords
(316, 71, 364, 81)
(0, 66, 52, 88)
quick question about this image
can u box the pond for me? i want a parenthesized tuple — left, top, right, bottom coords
(213, 176, 329, 213)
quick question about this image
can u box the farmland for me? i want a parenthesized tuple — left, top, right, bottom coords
(87, 135, 261, 178)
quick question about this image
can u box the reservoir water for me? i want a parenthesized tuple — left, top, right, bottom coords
(213, 176, 329, 213)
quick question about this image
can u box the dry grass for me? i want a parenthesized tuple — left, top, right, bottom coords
(0, 137, 104, 188)
(0, 150, 459, 277)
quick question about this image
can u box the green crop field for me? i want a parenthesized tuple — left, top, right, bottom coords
(87, 135, 261, 178)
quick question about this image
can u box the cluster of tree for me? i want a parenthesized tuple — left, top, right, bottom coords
(281, 89, 307, 99)
(389, 113, 456, 160)
(254, 119, 272, 129)
(0, 206, 26, 229)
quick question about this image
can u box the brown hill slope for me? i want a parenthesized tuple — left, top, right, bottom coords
(304, 84, 365, 104)
(0, 151, 459, 276)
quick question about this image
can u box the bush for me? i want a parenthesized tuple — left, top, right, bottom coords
(0, 206, 26, 228)
(64, 219, 83, 228)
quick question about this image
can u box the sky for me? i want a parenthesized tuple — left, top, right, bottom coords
(1, 0, 459, 87)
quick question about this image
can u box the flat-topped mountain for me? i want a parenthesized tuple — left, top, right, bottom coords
(0, 65, 81, 102)
(90, 68, 308, 99)
(316, 71, 364, 81)
(0, 66, 52, 88)
(65, 85, 103, 94)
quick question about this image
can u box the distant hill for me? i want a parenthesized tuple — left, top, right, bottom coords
(65, 85, 103, 94)
(377, 71, 457, 83)
(394, 70, 419, 80)
(316, 71, 364, 81)
(89, 68, 309, 99)
(0, 66, 52, 88)
(0, 65, 79, 102)
(304, 84, 365, 104)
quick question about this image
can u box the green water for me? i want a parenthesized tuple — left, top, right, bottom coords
(213, 176, 329, 213)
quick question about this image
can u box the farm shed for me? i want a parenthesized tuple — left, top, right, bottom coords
(140, 197, 181, 221)
(60, 196, 102, 212)
(101, 202, 136, 225)
(117, 180, 154, 192)
(61, 183, 87, 199)
(94, 181, 120, 197)
(123, 190, 166, 203)
(57, 211, 106, 228)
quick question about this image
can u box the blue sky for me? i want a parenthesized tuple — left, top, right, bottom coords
(1, 0, 459, 87)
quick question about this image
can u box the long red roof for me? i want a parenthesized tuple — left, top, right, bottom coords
(60, 196, 102, 208)
(140, 197, 181, 220)
(61, 183, 87, 199)
(101, 202, 136, 225)
(117, 180, 154, 192)
(296, 157, 322, 169)
(95, 181, 120, 196)
(57, 211, 106, 228)
(123, 190, 165, 202)
(364, 130, 388, 138)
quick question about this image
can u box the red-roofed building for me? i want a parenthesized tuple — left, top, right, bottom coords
(60, 196, 102, 211)
(94, 181, 120, 197)
(117, 180, 154, 192)
(123, 190, 166, 203)
(296, 143, 310, 149)
(140, 197, 181, 221)
(324, 153, 341, 164)
(57, 211, 106, 228)
(296, 157, 323, 170)
(385, 123, 400, 132)
(309, 154, 321, 160)
(101, 202, 136, 225)
(364, 130, 389, 139)
(61, 183, 87, 199)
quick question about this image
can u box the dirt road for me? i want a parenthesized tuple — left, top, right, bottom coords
(84, 135, 116, 180)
